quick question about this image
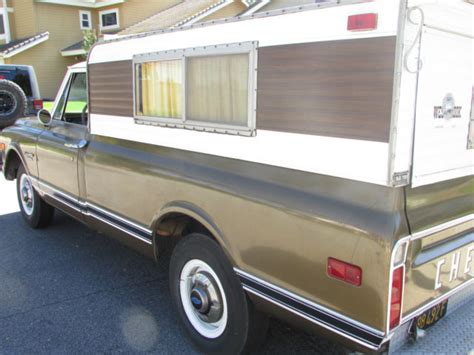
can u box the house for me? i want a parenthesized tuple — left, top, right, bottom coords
(117, 0, 329, 35)
(0, 0, 183, 99)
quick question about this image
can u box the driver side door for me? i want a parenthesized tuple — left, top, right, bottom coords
(37, 70, 88, 210)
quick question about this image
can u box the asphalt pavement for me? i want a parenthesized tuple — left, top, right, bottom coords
(0, 174, 472, 354)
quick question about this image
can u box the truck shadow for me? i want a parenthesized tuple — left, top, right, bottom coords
(0, 210, 346, 354)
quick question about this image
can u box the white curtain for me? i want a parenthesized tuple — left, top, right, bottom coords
(186, 54, 249, 126)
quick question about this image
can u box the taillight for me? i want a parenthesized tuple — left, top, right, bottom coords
(0, 75, 5, 79)
(327, 257, 362, 286)
(33, 99, 43, 111)
(389, 266, 404, 329)
(347, 13, 378, 31)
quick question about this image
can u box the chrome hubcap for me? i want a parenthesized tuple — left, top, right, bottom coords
(189, 271, 223, 323)
(19, 174, 34, 216)
(180, 259, 228, 338)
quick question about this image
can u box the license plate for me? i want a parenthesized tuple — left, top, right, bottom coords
(415, 299, 448, 330)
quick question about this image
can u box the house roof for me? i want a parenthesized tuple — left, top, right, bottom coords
(61, 40, 86, 57)
(0, 32, 49, 58)
(34, 0, 126, 9)
(118, 0, 225, 35)
(62, 40, 84, 52)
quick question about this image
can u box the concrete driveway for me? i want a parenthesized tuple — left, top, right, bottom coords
(0, 174, 472, 354)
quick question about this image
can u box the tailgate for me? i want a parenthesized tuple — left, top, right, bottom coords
(402, 175, 474, 320)
(409, 0, 473, 187)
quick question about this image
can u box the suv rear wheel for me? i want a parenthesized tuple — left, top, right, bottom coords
(0, 80, 27, 129)
(169, 234, 268, 354)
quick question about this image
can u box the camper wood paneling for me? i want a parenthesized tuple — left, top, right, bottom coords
(256, 37, 397, 142)
(89, 60, 134, 117)
(88, 37, 396, 142)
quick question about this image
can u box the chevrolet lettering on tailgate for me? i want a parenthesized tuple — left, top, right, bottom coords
(435, 246, 474, 290)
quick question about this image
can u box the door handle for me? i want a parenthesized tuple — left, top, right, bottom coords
(64, 139, 88, 149)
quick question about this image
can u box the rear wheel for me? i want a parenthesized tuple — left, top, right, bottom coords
(0, 80, 27, 129)
(16, 165, 54, 228)
(169, 234, 268, 354)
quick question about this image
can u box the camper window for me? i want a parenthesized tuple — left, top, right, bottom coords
(133, 41, 257, 136)
(135, 60, 183, 119)
(186, 54, 249, 127)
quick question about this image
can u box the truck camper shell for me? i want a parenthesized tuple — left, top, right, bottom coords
(88, 0, 473, 188)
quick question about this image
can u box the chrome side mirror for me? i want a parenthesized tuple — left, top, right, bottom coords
(37, 109, 52, 126)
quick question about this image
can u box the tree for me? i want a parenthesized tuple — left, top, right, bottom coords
(82, 29, 97, 59)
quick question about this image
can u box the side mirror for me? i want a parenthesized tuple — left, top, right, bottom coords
(37, 109, 52, 126)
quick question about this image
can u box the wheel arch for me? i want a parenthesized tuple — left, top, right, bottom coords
(3, 145, 28, 180)
(151, 201, 235, 265)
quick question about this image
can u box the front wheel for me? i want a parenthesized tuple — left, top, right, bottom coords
(169, 234, 268, 354)
(16, 165, 54, 228)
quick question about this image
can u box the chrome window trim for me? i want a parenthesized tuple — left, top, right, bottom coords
(132, 41, 258, 137)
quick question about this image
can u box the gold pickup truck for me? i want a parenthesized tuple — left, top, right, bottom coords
(1, 1, 473, 353)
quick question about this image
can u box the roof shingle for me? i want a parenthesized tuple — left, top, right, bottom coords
(0, 32, 49, 56)
(118, 0, 222, 35)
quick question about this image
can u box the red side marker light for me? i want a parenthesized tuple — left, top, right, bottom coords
(327, 257, 362, 286)
(347, 13, 378, 31)
(33, 99, 43, 111)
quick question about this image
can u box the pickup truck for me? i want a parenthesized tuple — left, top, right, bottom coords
(0, 1, 473, 353)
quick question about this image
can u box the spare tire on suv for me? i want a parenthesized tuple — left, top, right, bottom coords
(0, 79, 27, 129)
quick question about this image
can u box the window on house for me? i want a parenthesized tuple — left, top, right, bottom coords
(100, 9, 119, 30)
(79, 10, 91, 30)
(134, 42, 257, 136)
(0, 14, 5, 35)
